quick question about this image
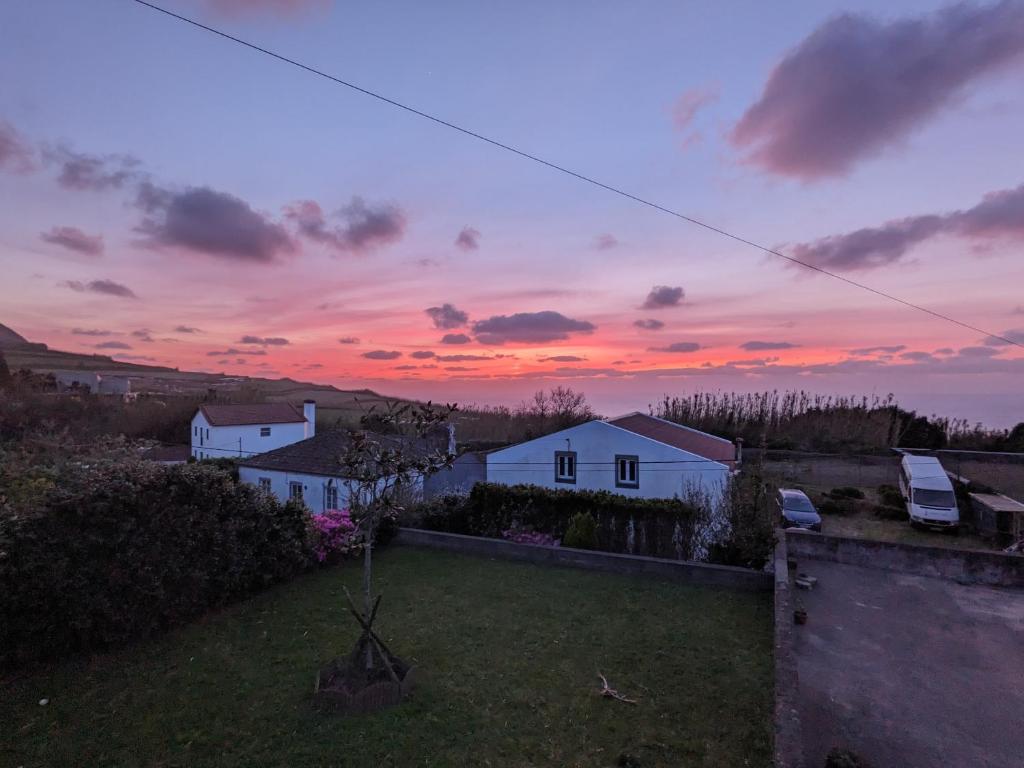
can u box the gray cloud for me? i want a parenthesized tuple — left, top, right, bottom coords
(338, 336, 360, 344)
(983, 328, 1024, 346)
(455, 226, 480, 251)
(850, 344, 907, 355)
(47, 147, 140, 191)
(0, 120, 34, 173)
(740, 340, 799, 351)
(641, 285, 684, 309)
(62, 278, 137, 299)
(410, 350, 436, 359)
(206, 348, 267, 356)
(900, 350, 937, 362)
(286, 197, 406, 255)
(732, 2, 1024, 179)
(239, 335, 289, 346)
(649, 342, 701, 353)
(440, 333, 472, 345)
(138, 184, 295, 262)
(40, 226, 104, 257)
(437, 354, 492, 362)
(471, 311, 596, 345)
(791, 183, 1024, 270)
(425, 303, 468, 329)
(539, 355, 587, 362)
(362, 350, 402, 360)
(958, 345, 1002, 357)
(634, 318, 665, 331)
(132, 329, 154, 342)
(72, 328, 113, 336)
(95, 341, 132, 350)
(203, 0, 327, 17)
(594, 233, 619, 250)
(174, 325, 202, 333)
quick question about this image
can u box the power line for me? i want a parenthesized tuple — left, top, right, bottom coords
(129, 0, 1023, 350)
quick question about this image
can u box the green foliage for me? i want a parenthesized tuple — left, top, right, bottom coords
(817, 498, 846, 515)
(420, 482, 705, 560)
(708, 462, 776, 569)
(876, 484, 904, 508)
(562, 511, 599, 550)
(830, 486, 865, 500)
(0, 457, 311, 667)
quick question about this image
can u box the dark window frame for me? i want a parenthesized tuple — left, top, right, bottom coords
(288, 481, 303, 501)
(554, 450, 577, 484)
(615, 454, 640, 489)
(260, 426, 272, 437)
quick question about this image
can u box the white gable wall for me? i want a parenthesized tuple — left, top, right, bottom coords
(190, 411, 307, 460)
(486, 420, 728, 503)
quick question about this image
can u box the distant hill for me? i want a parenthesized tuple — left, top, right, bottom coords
(0, 322, 47, 351)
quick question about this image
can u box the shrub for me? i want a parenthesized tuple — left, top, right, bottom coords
(817, 498, 848, 516)
(0, 457, 312, 667)
(562, 511, 599, 550)
(501, 522, 559, 547)
(876, 484, 904, 508)
(420, 483, 705, 560)
(830, 486, 865, 500)
(706, 464, 775, 569)
(874, 505, 908, 521)
(310, 508, 359, 563)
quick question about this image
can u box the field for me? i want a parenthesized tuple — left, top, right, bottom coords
(1, 548, 773, 768)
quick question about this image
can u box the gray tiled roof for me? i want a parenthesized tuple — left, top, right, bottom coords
(238, 430, 436, 477)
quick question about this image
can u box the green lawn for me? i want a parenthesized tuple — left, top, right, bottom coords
(1, 548, 772, 768)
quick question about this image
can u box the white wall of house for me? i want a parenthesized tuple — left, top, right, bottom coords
(238, 466, 424, 513)
(190, 411, 307, 460)
(486, 420, 729, 503)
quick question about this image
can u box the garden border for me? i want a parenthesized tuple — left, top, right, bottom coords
(395, 528, 771, 592)
(786, 531, 1024, 587)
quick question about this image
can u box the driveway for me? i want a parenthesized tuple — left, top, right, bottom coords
(793, 560, 1024, 768)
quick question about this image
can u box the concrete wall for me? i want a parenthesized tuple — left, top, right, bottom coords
(486, 420, 729, 504)
(787, 531, 1024, 587)
(773, 533, 805, 768)
(395, 528, 770, 592)
(191, 411, 307, 460)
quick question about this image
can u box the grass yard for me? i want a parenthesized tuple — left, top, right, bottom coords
(1, 548, 772, 768)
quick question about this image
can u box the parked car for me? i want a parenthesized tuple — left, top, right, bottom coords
(898, 455, 959, 532)
(776, 488, 822, 532)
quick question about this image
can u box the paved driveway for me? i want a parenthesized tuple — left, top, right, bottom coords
(793, 560, 1024, 768)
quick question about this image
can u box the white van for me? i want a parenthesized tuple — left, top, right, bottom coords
(898, 455, 959, 531)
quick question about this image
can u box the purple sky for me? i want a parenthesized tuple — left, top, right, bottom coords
(1, 0, 1023, 426)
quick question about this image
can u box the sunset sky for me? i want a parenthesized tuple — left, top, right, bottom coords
(1, 0, 1023, 426)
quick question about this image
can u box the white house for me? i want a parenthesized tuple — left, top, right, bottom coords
(191, 400, 315, 460)
(237, 429, 448, 513)
(486, 412, 739, 504)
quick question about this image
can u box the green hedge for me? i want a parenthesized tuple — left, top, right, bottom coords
(0, 460, 311, 667)
(420, 482, 704, 560)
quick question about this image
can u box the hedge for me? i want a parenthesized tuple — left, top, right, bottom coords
(0, 459, 311, 667)
(419, 482, 706, 560)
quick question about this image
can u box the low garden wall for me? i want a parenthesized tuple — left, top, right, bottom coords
(396, 528, 771, 592)
(772, 532, 804, 768)
(787, 532, 1024, 587)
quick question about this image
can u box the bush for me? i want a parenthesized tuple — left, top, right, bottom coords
(818, 498, 851, 516)
(562, 511, 599, 550)
(0, 457, 312, 667)
(876, 484, 904, 508)
(825, 747, 873, 768)
(420, 482, 705, 560)
(874, 505, 908, 521)
(830, 486, 865, 500)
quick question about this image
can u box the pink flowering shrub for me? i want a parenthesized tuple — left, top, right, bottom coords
(501, 522, 559, 547)
(311, 508, 360, 563)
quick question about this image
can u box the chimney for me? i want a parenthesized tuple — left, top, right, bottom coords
(304, 400, 316, 438)
(734, 437, 744, 470)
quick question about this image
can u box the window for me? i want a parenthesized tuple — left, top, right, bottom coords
(258, 477, 272, 493)
(289, 482, 304, 502)
(615, 455, 639, 489)
(554, 451, 577, 484)
(913, 488, 955, 508)
(205, 428, 209, 440)
(260, 427, 272, 437)
(325, 483, 339, 510)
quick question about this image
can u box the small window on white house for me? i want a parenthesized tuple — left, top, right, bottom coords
(289, 481, 303, 502)
(260, 427, 272, 437)
(555, 451, 577, 484)
(325, 484, 339, 510)
(615, 455, 639, 489)
(258, 477, 272, 493)
(205, 428, 209, 440)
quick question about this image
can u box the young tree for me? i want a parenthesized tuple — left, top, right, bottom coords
(337, 400, 456, 674)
